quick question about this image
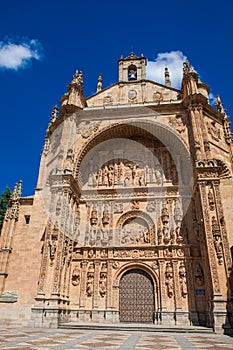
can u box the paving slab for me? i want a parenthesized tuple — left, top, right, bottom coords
(0, 327, 233, 349)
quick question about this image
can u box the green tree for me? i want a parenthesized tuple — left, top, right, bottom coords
(0, 186, 12, 231)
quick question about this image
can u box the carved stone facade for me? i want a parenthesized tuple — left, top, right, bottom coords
(0, 53, 233, 334)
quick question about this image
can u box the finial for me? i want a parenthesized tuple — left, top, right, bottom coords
(17, 180, 23, 198)
(215, 95, 226, 115)
(96, 73, 102, 93)
(183, 59, 193, 75)
(164, 67, 171, 87)
(71, 70, 83, 85)
(11, 180, 23, 201)
(50, 105, 59, 123)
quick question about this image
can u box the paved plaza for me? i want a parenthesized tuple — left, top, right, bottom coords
(0, 327, 233, 350)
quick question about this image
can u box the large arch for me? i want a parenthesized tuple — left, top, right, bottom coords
(74, 118, 193, 215)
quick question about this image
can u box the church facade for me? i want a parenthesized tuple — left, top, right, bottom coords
(0, 53, 233, 333)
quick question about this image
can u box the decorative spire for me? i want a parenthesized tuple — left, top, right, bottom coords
(183, 59, 193, 75)
(96, 73, 102, 93)
(164, 67, 171, 87)
(215, 95, 226, 115)
(50, 105, 59, 123)
(215, 95, 232, 143)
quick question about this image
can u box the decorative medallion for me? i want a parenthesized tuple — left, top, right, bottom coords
(128, 89, 137, 100)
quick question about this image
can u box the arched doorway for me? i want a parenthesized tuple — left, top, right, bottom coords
(119, 269, 155, 323)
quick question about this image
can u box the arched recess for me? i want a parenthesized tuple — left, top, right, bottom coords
(116, 210, 156, 245)
(74, 118, 193, 207)
(114, 262, 159, 323)
(74, 119, 191, 177)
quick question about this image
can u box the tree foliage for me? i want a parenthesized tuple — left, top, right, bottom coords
(0, 186, 12, 231)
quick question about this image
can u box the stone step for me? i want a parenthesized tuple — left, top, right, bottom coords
(59, 322, 213, 333)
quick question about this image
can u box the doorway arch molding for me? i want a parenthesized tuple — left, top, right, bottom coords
(114, 261, 159, 288)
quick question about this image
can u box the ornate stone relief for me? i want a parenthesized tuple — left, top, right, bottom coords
(211, 216, 223, 264)
(121, 218, 150, 245)
(87, 160, 165, 189)
(103, 95, 112, 104)
(208, 186, 215, 211)
(113, 249, 155, 258)
(42, 137, 50, 156)
(49, 226, 58, 265)
(78, 121, 100, 139)
(64, 149, 74, 172)
(86, 263, 94, 297)
(179, 262, 188, 298)
(99, 263, 107, 297)
(208, 121, 221, 142)
(169, 115, 186, 134)
(165, 263, 174, 298)
(153, 91, 163, 102)
(194, 262, 204, 286)
(113, 202, 123, 213)
(72, 266, 80, 286)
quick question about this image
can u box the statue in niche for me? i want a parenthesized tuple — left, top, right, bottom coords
(211, 216, 220, 237)
(108, 164, 114, 186)
(86, 273, 94, 296)
(49, 239, 57, 262)
(90, 208, 98, 226)
(132, 164, 145, 186)
(64, 148, 74, 173)
(179, 263, 188, 298)
(165, 263, 174, 298)
(214, 236, 223, 264)
(195, 263, 204, 286)
(174, 201, 182, 225)
(163, 225, 170, 244)
(170, 228, 176, 245)
(72, 266, 80, 286)
(99, 272, 107, 297)
(208, 189, 215, 211)
(96, 169, 102, 187)
(103, 166, 109, 186)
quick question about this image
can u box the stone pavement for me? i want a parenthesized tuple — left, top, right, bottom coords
(0, 327, 233, 350)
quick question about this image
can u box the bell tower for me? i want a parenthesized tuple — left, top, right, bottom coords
(118, 52, 147, 82)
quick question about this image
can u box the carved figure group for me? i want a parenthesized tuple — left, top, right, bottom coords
(88, 161, 165, 188)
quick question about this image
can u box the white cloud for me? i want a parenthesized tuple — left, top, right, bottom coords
(208, 92, 216, 106)
(0, 38, 43, 70)
(147, 51, 189, 89)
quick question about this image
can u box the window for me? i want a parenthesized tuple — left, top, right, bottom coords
(25, 215, 30, 224)
(128, 65, 137, 80)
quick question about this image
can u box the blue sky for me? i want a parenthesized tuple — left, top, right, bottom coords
(0, 0, 233, 196)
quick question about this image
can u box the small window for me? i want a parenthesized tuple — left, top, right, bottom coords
(25, 215, 30, 224)
(128, 65, 137, 80)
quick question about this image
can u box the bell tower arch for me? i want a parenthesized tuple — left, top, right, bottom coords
(118, 52, 147, 82)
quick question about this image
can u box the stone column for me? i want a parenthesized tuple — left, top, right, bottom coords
(106, 260, 113, 309)
(79, 261, 88, 308)
(93, 261, 101, 309)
